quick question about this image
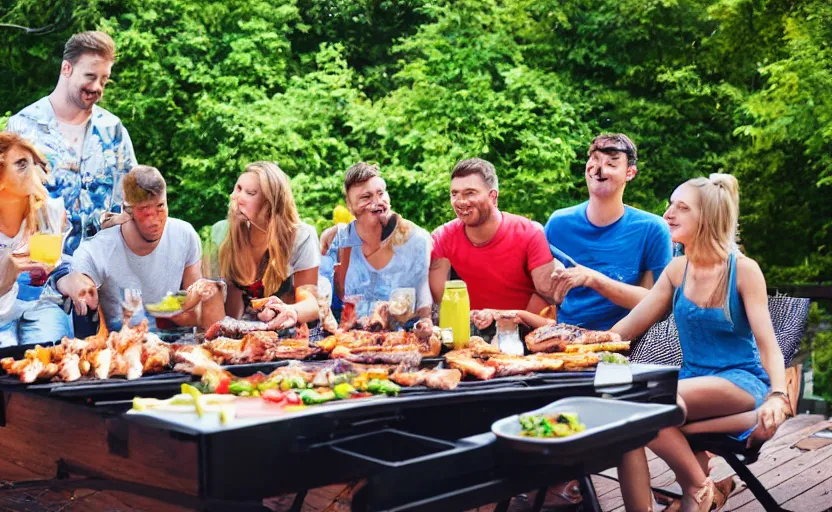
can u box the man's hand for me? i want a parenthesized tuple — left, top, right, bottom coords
(550, 265, 598, 304)
(180, 279, 224, 312)
(320, 223, 347, 255)
(471, 309, 497, 330)
(100, 211, 131, 230)
(498, 310, 530, 326)
(57, 272, 99, 315)
(754, 394, 791, 443)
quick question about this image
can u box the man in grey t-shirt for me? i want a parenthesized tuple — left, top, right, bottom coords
(57, 166, 223, 331)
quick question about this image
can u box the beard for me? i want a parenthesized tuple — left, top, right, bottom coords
(458, 202, 492, 227)
(71, 86, 101, 110)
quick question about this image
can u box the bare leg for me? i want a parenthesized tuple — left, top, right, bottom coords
(681, 411, 757, 436)
(618, 448, 654, 511)
(649, 377, 756, 511)
(695, 451, 711, 476)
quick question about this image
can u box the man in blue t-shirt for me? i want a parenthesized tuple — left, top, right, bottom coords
(544, 134, 672, 330)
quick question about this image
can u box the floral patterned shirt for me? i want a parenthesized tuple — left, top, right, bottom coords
(7, 97, 136, 254)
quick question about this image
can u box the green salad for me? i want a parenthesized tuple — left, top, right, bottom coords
(519, 412, 586, 438)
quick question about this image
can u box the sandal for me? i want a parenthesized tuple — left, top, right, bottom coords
(712, 476, 735, 511)
(665, 478, 716, 512)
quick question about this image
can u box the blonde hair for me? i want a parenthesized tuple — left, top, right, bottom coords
(219, 162, 300, 296)
(683, 173, 741, 310)
(684, 173, 740, 265)
(0, 133, 51, 236)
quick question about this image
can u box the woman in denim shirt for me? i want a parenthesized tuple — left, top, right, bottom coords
(323, 163, 432, 324)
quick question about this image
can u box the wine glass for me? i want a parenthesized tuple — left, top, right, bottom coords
(120, 288, 143, 327)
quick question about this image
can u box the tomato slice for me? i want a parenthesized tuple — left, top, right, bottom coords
(262, 389, 286, 404)
(216, 378, 230, 395)
(284, 391, 301, 405)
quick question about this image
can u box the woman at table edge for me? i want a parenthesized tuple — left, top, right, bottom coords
(0, 132, 72, 346)
(197, 161, 320, 330)
(611, 173, 790, 512)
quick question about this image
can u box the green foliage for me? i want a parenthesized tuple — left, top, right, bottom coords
(1, 0, 830, 283)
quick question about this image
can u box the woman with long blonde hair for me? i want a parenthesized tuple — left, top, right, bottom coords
(212, 162, 319, 328)
(0, 133, 72, 346)
(612, 174, 789, 511)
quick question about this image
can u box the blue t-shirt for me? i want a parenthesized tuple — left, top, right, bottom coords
(544, 201, 672, 330)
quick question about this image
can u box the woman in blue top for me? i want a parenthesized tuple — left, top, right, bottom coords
(611, 174, 790, 511)
(323, 162, 432, 325)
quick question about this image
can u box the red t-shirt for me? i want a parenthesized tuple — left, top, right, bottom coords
(431, 213, 552, 310)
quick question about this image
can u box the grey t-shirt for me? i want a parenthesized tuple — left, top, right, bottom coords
(74, 218, 202, 330)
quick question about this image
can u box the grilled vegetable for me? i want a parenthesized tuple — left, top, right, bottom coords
(228, 380, 254, 396)
(367, 378, 400, 396)
(597, 351, 629, 365)
(279, 375, 307, 391)
(333, 382, 357, 399)
(519, 412, 586, 438)
(297, 389, 336, 405)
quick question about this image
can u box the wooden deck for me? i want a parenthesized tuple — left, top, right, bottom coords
(1, 415, 830, 511)
(589, 413, 832, 512)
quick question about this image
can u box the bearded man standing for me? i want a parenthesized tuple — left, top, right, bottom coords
(7, 31, 136, 254)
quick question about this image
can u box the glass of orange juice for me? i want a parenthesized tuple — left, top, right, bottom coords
(29, 233, 63, 266)
(29, 207, 65, 267)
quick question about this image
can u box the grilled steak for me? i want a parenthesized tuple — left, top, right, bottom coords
(525, 324, 622, 353)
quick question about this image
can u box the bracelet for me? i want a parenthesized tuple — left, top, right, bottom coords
(766, 391, 792, 411)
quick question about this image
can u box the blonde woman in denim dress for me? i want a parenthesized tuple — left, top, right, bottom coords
(610, 174, 790, 512)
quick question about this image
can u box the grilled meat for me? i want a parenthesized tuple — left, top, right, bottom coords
(390, 368, 462, 390)
(564, 341, 630, 354)
(57, 354, 82, 382)
(533, 352, 600, 370)
(205, 316, 309, 341)
(171, 345, 222, 375)
(444, 351, 496, 380)
(525, 324, 622, 353)
(368, 301, 390, 331)
(339, 300, 358, 331)
(485, 354, 564, 377)
(331, 345, 423, 366)
(205, 317, 270, 340)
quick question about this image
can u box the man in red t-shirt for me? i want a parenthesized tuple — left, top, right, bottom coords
(429, 158, 558, 313)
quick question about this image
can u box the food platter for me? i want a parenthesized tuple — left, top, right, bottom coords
(145, 292, 188, 319)
(491, 396, 681, 461)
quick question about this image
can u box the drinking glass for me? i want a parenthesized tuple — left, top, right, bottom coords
(120, 287, 144, 326)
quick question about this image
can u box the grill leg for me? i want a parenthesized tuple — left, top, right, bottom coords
(721, 454, 783, 512)
(532, 486, 548, 512)
(493, 498, 511, 512)
(579, 475, 602, 512)
(289, 490, 307, 512)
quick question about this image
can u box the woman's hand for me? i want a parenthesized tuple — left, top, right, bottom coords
(264, 306, 299, 330)
(255, 296, 299, 330)
(756, 393, 792, 441)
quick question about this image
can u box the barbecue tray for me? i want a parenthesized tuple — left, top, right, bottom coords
(491, 396, 683, 463)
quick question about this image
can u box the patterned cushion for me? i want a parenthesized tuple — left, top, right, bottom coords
(630, 294, 810, 367)
(768, 293, 810, 366)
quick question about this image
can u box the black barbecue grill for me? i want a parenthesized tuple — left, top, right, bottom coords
(0, 361, 680, 511)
